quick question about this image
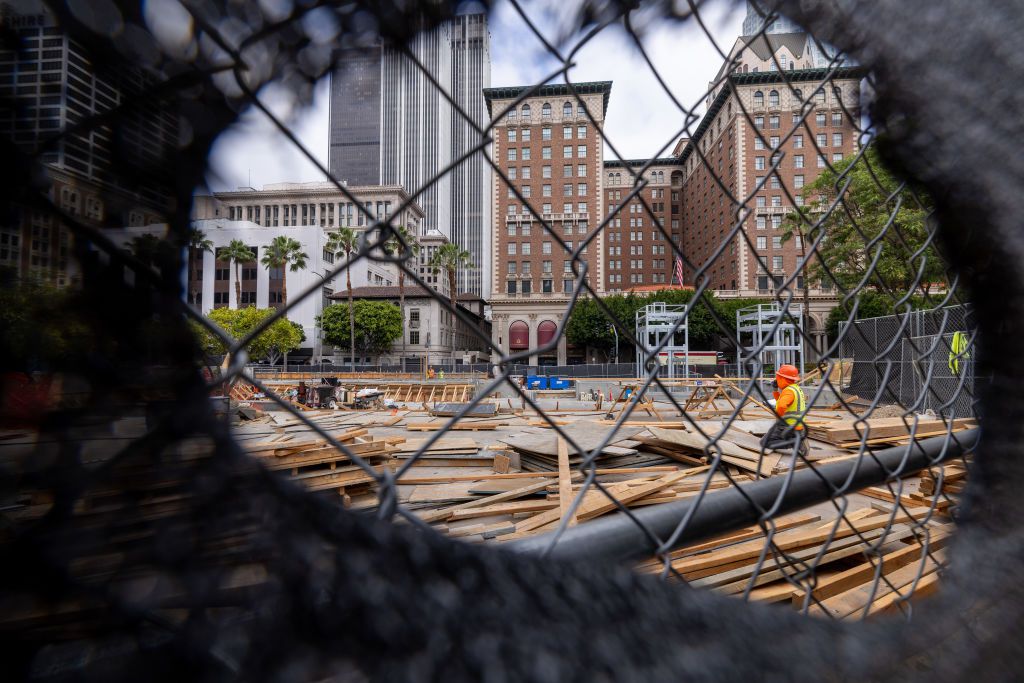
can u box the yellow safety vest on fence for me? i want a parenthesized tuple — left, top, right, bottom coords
(948, 331, 970, 376)
(782, 383, 807, 429)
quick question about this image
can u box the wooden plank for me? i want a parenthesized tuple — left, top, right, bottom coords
(811, 549, 946, 619)
(406, 421, 502, 431)
(556, 436, 577, 528)
(415, 479, 553, 524)
(447, 499, 559, 521)
(492, 453, 511, 474)
(392, 466, 682, 484)
(791, 529, 951, 607)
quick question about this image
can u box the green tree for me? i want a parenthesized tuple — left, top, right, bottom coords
(191, 307, 303, 363)
(781, 148, 944, 301)
(326, 227, 359, 370)
(428, 242, 473, 309)
(260, 235, 308, 307)
(384, 225, 419, 368)
(318, 300, 403, 359)
(221, 239, 255, 309)
(188, 228, 213, 306)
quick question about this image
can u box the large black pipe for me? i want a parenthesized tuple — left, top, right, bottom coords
(511, 428, 978, 563)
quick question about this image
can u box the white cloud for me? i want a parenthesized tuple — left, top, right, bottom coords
(205, 0, 745, 191)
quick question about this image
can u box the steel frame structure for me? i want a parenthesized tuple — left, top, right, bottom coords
(635, 302, 690, 379)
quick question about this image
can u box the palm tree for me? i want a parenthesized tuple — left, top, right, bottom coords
(260, 235, 308, 307)
(429, 242, 473, 310)
(128, 233, 162, 266)
(385, 225, 419, 370)
(221, 239, 256, 309)
(327, 227, 359, 372)
(188, 228, 213, 306)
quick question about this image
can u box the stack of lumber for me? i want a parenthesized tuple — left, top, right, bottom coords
(807, 416, 976, 448)
(635, 506, 954, 617)
(390, 436, 491, 467)
(378, 383, 475, 403)
(918, 461, 969, 497)
(233, 417, 394, 497)
(496, 421, 671, 472)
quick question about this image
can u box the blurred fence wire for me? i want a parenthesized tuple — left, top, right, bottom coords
(0, 0, 1015, 680)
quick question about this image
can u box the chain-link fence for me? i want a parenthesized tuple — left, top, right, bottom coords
(2, 0, 1021, 680)
(840, 305, 978, 418)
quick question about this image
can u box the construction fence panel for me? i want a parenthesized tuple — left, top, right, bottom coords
(1, 0, 1018, 681)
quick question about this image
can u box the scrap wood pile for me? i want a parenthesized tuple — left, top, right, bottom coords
(634, 506, 954, 617)
(495, 421, 674, 472)
(232, 412, 404, 500)
(806, 416, 977, 448)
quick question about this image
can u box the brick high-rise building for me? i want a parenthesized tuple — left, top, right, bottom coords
(483, 82, 612, 365)
(602, 159, 683, 293)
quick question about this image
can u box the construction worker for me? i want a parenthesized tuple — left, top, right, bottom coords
(438, 369, 445, 380)
(760, 364, 808, 455)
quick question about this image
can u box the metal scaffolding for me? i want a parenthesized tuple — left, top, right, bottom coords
(736, 303, 804, 380)
(635, 302, 690, 378)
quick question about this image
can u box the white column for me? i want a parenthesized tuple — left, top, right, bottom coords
(257, 250, 270, 308)
(202, 249, 215, 314)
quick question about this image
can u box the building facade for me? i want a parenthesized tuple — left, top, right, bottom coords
(483, 82, 612, 365)
(328, 286, 490, 366)
(329, 11, 491, 297)
(602, 159, 683, 293)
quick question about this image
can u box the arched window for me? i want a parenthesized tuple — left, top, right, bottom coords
(507, 108, 517, 122)
(753, 90, 764, 108)
(541, 102, 552, 119)
(509, 321, 530, 350)
(563, 101, 573, 117)
(657, 171, 664, 184)
(577, 103, 586, 117)
(521, 104, 531, 120)
(769, 89, 780, 107)
(794, 88, 803, 101)
(537, 320, 557, 347)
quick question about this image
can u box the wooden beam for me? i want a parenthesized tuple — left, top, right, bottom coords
(556, 436, 577, 527)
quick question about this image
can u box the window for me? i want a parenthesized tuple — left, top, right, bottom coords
(508, 129, 517, 142)
(563, 146, 572, 159)
(833, 132, 843, 147)
(757, 236, 767, 250)
(522, 224, 531, 236)
(521, 185, 531, 197)
(770, 136, 780, 148)
(543, 184, 552, 197)
(577, 125, 586, 139)
(794, 154, 804, 168)
(542, 127, 551, 140)
(522, 242, 531, 255)
(521, 279, 531, 294)
(754, 115, 764, 128)
(577, 145, 587, 158)
(508, 148, 517, 161)
(818, 154, 827, 168)
(753, 90, 764, 108)
(563, 203, 573, 214)
(542, 146, 552, 159)
(563, 279, 573, 293)
(507, 243, 517, 255)
(758, 275, 770, 290)
(563, 101, 572, 117)
(507, 109, 517, 122)
(795, 195, 805, 207)
(769, 115, 780, 129)
(794, 88, 803, 101)
(755, 137, 765, 150)
(756, 216, 767, 230)
(832, 112, 843, 126)
(542, 279, 553, 293)
(772, 235, 782, 248)
(542, 242, 552, 255)
(507, 204, 517, 215)
(562, 165, 573, 178)
(772, 215, 782, 229)
(815, 90, 826, 104)
(816, 112, 826, 127)
(522, 147, 531, 160)
(577, 164, 586, 177)
(507, 261, 518, 275)
(833, 152, 844, 162)
(541, 165, 552, 179)
(770, 176, 780, 189)
(509, 167, 517, 180)
(577, 202, 588, 214)
(542, 203, 552, 214)
(522, 261, 531, 274)
(562, 183, 572, 197)
(507, 281, 517, 295)
(756, 196, 766, 208)
(794, 174, 804, 188)
(577, 103, 586, 116)
(794, 134, 803, 148)
(772, 195, 782, 207)
(817, 133, 827, 147)
(563, 126, 572, 139)
(577, 183, 588, 196)
(769, 90, 779, 107)
(522, 129, 531, 142)
(755, 156, 766, 170)
(507, 225, 516, 237)
(410, 330, 420, 344)
(522, 166, 531, 179)
(772, 255, 783, 270)
(541, 102, 551, 119)
(542, 260, 552, 273)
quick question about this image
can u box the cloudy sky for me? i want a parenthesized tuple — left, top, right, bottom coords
(204, 0, 746, 192)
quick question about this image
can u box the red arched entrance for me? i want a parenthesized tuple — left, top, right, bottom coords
(537, 320, 557, 347)
(509, 320, 530, 350)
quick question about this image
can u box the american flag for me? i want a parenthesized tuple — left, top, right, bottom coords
(674, 256, 684, 287)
